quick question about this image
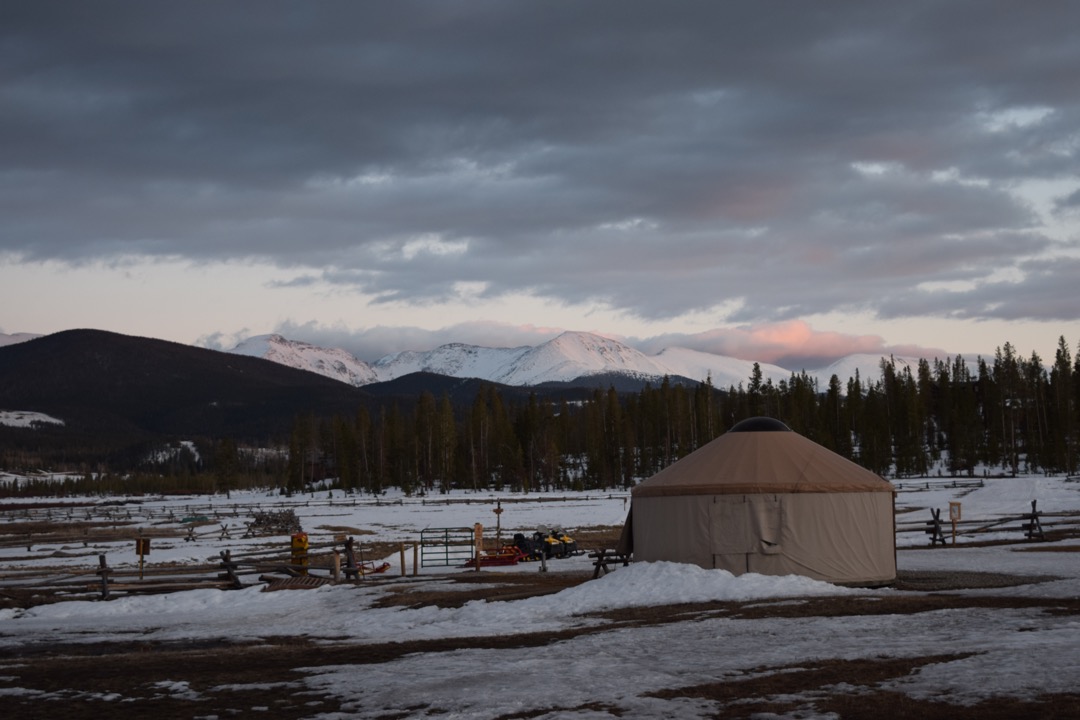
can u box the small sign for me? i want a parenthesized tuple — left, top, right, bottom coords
(948, 502, 961, 521)
(136, 538, 150, 555)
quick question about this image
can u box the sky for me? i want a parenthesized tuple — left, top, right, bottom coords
(2, 2, 1080, 369)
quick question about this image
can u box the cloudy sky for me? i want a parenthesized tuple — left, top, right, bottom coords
(3, 1, 1079, 368)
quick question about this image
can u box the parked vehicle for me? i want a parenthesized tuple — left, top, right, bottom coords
(512, 528, 580, 560)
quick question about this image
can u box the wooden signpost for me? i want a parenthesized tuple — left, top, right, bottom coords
(135, 537, 150, 579)
(948, 502, 961, 545)
(493, 501, 503, 544)
(473, 523, 484, 572)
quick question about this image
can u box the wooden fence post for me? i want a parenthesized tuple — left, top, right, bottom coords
(926, 508, 946, 546)
(97, 554, 110, 600)
(342, 537, 357, 580)
(1023, 500, 1046, 541)
(219, 550, 242, 588)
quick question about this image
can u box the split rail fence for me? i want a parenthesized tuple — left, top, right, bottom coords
(0, 536, 404, 605)
(895, 499, 1080, 545)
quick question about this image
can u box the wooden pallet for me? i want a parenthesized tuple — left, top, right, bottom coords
(261, 575, 333, 592)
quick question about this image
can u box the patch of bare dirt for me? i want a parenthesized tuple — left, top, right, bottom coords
(1014, 544, 1080, 552)
(313, 525, 375, 536)
(373, 569, 591, 608)
(892, 568, 1060, 590)
(649, 654, 1080, 719)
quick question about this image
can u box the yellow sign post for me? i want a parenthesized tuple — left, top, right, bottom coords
(291, 531, 309, 576)
(135, 537, 150, 579)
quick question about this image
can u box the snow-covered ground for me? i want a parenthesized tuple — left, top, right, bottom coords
(2, 477, 1079, 717)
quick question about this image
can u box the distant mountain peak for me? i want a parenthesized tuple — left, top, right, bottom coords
(230, 334, 377, 386)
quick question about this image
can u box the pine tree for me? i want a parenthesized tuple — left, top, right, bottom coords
(999, 344, 1024, 474)
(415, 391, 437, 493)
(213, 437, 239, 494)
(1023, 351, 1049, 472)
(435, 393, 457, 492)
(822, 374, 847, 456)
(1049, 337, 1075, 474)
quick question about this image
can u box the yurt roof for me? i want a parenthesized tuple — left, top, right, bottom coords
(632, 417, 893, 497)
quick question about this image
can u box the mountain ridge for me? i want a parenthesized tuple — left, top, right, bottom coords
(230, 331, 931, 390)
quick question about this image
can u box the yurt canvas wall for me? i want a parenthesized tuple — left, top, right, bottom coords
(628, 417, 896, 586)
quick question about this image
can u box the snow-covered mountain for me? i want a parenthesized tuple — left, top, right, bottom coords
(230, 334, 378, 386)
(813, 354, 922, 387)
(230, 331, 800, 388)
(651, 346, 790, 389)
(373, 343, 533, 383)
(491, 331, 670, 386)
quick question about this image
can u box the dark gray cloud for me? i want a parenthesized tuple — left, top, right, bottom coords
(1056, 189, 1080, 214)
(3, 1, 1079, 325)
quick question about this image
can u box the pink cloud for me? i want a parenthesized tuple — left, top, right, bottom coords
(634, 321, 949, 366)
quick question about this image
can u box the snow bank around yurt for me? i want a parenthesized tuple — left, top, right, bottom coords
(546, 561, 857, 614)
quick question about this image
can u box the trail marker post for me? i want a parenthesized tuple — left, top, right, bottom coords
(135, 537, 150, 579)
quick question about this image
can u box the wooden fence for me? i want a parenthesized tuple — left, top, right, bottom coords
(0, 492, 632, 528)
(895, 500, 1080, 545)
(0, 536, 403, 605)
(892, 478, 985, 492)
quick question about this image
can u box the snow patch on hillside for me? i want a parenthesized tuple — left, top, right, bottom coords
(0, 410, 64, 428)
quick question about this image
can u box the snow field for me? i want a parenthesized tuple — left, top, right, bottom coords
(1, 477, 1079, 717)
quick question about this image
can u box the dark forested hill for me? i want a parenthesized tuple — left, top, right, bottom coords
(0, 329, 373, 454)
(361, 371, 594, 405)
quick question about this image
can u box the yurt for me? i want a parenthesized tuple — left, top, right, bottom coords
(623, 417, 896, 586)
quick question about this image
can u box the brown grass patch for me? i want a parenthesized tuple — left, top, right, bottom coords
(589, 593, 1080, 625)
(0, 519, 194, 549)
(1014, 544, 1080, 552)
(492, 702, 624, 719)
(816, 690, 1080, 720)
(314, 525, 375, 536)
(647, 653, 973, 702)
(373, 569, 591, 608)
